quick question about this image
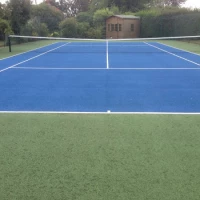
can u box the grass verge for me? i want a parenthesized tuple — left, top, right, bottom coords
(0, 114, 200, 200)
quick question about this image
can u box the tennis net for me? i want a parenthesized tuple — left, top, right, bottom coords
(8, 35, 200, 54)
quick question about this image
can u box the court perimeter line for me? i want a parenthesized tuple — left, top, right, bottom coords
(13, 67, 200, 70)
(0, 43, 71, 73)
(144, 42, 200, 67)
(158, 42, 200, 57)
(1, 111, 200, 115)
(0, 42, 63, 61)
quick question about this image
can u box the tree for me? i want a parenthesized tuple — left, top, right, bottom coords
(21, 17, 49, 36)
(89, 0, 109, 12)
(93, 8, 113, 26)
(0, 19, 11, 33)
(31, 3, 64, 32)
(164, 0, 186, 7)
(77, 22, 90, 37)
(8, 0, 31, 34)
(77, 11, 93, 25)
(55, 0, 91, 17)
(0, 18, 12, 42)
(86, 26, 103, 38)
(93, 8, 114, 38)
(0, 3, 4, 18)
(45, 0, 60, 7)
(59, 18, 77, 37)
(107, 0, 150, 12)
(148, 0, 186, 7)
(0, 2, 11, 20)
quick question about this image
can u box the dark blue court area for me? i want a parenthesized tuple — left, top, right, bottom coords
(1, 41, 200, 113)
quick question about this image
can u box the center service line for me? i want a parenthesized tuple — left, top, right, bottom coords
(106, 40, 109, 69)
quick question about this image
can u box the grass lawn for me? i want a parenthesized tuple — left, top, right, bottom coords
(0, 40, 5, 47)
(0, 114, 200, 200)
(0, 40, 58, 59)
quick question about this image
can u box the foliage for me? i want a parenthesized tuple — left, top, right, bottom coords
(0, 2, 11, 21)
(31, 3, 64, 32)
(8, 0, 31, 34)
(59, 17, 77, 37)
(109, 5, 120, 14)
(21, 17, 49, 36)
(93, 8, 113, 26)
(0, 3, 5, 18)
(89, 0, 109, 12)
(0, 18, 12, 39)
(52, 0, 90, 17)
(136, 8, 200, 37)
(51, 31, 60, 37)
(107, 0, 151, 12)
(77, 12, 93, 25)
(86, 26, 104, 38)
(77, 22, 90, 38)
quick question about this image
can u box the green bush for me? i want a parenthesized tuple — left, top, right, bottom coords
(136, 8, 200, 37)
(21, 17, 49, 36)
(0, 18, 12, 35)
(86, 26, 103, 39)
(51, 31, 60, 37)
(77, 12, 93, 26)
(59, 18, 77, 38)
(77, 22, 90, 38)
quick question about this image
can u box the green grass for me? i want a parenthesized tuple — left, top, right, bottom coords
(0, 40, 58, 59)
(159, 39, 200, 54)
(0, 114, 200, 200)
(0, 40, 5, 47)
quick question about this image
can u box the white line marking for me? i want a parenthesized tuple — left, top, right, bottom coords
(109, 68, 200, 70)
(0, 42, 62, 61)
(12, 67, 200, 70)
(0, 111, 200, 115)
(158, 42, 200, 56)
(14, 67, 106, 70)
(0, 67, 11, 73)
(106, 40, 109, 69)
(144, 42, 200, 67)
(0, 42, 70, 73)
(108, 45, 148, 46)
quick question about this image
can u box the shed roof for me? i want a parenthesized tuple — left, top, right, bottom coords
(107, 15, 140, 19)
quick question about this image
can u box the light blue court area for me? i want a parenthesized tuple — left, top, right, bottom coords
(0, 41, 200, 113)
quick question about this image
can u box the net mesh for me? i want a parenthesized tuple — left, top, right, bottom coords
(8, 35, 200, 54)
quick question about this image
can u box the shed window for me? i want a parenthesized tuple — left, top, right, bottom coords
(115, 24, 118, 31)
(108, 24, 111, 31)
(119, 24, 122, 31)
(111, 24, 114, 31)
(131, 24, 134, 31)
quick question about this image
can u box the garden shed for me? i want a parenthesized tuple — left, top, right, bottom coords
(106, 15, 140, 39)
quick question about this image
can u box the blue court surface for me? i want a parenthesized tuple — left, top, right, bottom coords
(1, 41, 200, 113)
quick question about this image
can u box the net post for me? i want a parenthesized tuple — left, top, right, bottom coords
(8, 36, 11, 52)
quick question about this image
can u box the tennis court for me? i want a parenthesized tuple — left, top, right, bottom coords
(1, 37, 200, 113)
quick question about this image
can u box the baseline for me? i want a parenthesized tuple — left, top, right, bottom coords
(12, 67, 200, 70)
(0, 111, 200, 115)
